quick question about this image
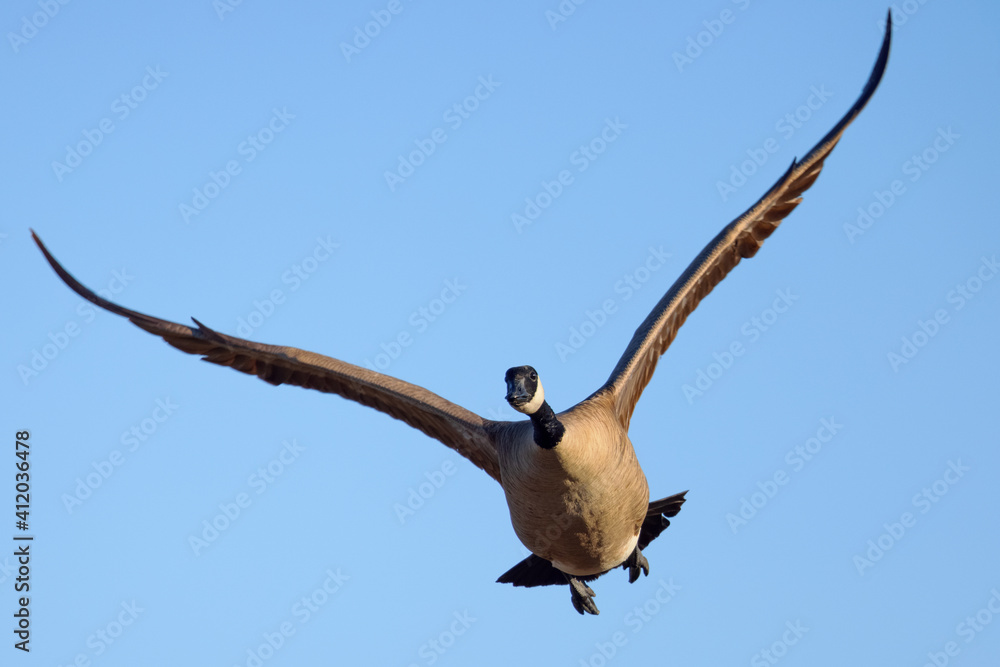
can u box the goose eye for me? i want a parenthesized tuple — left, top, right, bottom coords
(529, 371, 537, 381)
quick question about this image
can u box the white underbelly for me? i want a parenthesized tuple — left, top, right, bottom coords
(550, 531, 640, 576)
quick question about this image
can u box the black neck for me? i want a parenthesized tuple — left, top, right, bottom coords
(529, 401, 564, 450)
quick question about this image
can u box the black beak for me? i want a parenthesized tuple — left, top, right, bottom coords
(506, 380, 529, 406)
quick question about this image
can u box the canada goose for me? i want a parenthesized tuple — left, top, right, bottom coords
(33, 17, 890, 615)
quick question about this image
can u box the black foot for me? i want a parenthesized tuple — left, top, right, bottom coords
(565, 574, 600, 615)
(622, 545, 650, 584)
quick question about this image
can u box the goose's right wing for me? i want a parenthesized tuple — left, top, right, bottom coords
(33, 232, 503, 484)
(595, 14, 891, 429)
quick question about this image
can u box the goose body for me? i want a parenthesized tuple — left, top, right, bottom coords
(31, 16, 891, 615)
(495, 394, 649, 576)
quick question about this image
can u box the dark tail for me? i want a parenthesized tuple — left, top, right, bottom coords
(496, 554, 568, 588)
(639, 490, 687, 551)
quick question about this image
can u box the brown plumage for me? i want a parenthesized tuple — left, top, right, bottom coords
(493, 393, 650, 576)
(31, 15, 890, 615)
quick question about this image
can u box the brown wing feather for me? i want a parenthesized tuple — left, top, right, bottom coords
(32, 231, 503, 483)
(598, 14, 892, 429)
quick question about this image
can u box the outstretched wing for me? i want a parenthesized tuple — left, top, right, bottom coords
(32, 232, 503, 484)
(597, 14, 891, 429)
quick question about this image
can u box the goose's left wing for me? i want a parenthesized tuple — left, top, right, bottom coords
(32, 232, 504, 484)
(596, 14, 891, 429)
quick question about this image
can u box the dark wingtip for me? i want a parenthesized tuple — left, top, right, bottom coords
(830, 10, 893, 139)
(866, 9, 893, 99)
(31, 230, 111, 310)
(31, 229, 55, 266)
(32, 232, 166, 331)
(756, 12, 891, 203)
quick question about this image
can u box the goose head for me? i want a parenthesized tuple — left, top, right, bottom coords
(505, 365, 545, 415)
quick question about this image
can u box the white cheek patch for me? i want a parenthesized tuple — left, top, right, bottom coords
(522, 377, 545, 415)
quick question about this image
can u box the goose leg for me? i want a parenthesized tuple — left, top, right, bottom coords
(564, 574, 600, 615)
(622, 545, 650, 584)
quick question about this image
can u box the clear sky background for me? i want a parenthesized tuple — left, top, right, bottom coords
(4, 1, 999, 665)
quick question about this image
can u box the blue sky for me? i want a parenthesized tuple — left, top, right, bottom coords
(4, 1, 999, 665)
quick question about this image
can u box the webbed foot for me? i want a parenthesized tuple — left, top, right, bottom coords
(623, 545, 650, 584)
(565, 574, 600, 615)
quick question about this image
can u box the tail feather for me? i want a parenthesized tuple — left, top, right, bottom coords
(647, 490, 687, 518)
(496, 554, 568, 588)
(639, 490, 688, 551)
